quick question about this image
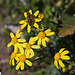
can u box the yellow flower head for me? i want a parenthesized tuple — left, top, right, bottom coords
(33, 29, 55, 47)
(9, 52, 19, 66)
(38, 13, 44, 19)
(19, 9, 41, 33)
(7, 29, 26, 52)
(21, 37, 40, 58)
(54, 48, 70, 69)
(16, 49, 33, 70)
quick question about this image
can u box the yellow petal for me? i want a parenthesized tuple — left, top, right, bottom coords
(45, 29, 51, 34)
(16, 29, 20, 38)
(15, 57, 19, 61)
(24, 12, 27, 18)
(42, 39, 46, 47)
(10, 32, 14, 38)
(44, 37, 49, 42)
(20, 43, 26, 48)
(16, 62, 21, 70)
(37, 39, 41, 45)
(14, 44, 17, 53)
(29, 9, 32, 14)
(25, 60, 32, 66)
(16, 53, 22, 57)
(21, 62, 24, 70)
(20, 23, 27, 30)
(29, 49, 34, 58)
(33, 23, 39, 28)
(59, 48, 65, 53)
(31, 45, 40, 49)
(19, 20, 25, 24)
(29, 37, 35, 45)
(27, 25, 31, 33)
(54, 60, 59, 69)
(34, 18, 41, 22)
(59, 60, 65, 68)
(17, 32, 23, 38)
(34, 10, 39, 17)
(33, 36, 39, 41)
(46, 32, 55, 36)
(17, 39, 26, 42)
(12, 59, 15, 66)
(61, 50, 69, 56)
(61, 56, 70, 60)
(9, 59, 11, 65)
(25, 49, 29, 58)
(17, 43, 24, 54)
(7, 42, 13, 47)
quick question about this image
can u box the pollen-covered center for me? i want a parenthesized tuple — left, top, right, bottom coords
(11, 37, 17, 44)
(38, 32, 46, 39)
(19, 54, 26, 62)
(26, 43, 31, 49)
(11, 52, 16, 59)
(54, 53, 61, 61)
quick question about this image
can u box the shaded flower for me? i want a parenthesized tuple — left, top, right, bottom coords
(54, 48, 70, 69)
(38, 13, 44, 19)
(33, 29, 55, 47)
(7, 29, 26, 52)
(9, 52, 19, 66)
(19, 9, 41, 33)
(16, 49, 33, 70)
(21, 37, 40, 58)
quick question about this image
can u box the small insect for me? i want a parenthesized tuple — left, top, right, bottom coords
(27, 12, 34, 26)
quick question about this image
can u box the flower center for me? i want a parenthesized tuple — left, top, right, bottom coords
(19, 54, 26, 62)
(54, 53, 61, 61)
(11, 37, 17, 44)
(26, 43, 31, 49)
(11, 52, 16, 60)
(38, 32, 46, 39)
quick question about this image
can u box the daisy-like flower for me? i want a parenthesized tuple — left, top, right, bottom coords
(7, 29, 26, 52)
(33, 29, 55, 47)
(38, 13, 44, 19)
(19, 9, 41, 33)
(16, 49, 33, 70)
(9, 51, 19, 66)
(21, 37, 40, 58)
(54, 48, 70, 69)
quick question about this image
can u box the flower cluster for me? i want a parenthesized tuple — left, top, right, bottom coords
(7, 10, 70, 70)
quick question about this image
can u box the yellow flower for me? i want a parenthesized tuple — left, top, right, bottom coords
(7, 29, 26, 52)
(33, 29, 55, 47)
(16, 49, 33, 70)
(21, 37, 40, 58)
(9, 52, 19, 66)
(54, 48, 70, 69)
(19, 9, 41, 33)
(38, 13, 44, 19)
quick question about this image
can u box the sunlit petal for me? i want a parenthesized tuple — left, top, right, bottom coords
(61, 50, 69, 56)
(29, 9, 32, 14)
(34, 18, 41, 22)
(33, 36, 39, 41)
(16, 29, 20, 38)
(27, 25, 31, 33)
(46, 32, 55, 36)
(54, 60, 59, 69)
(7, 42, 13, 47)
(12, 59, 15, 66)
(17, 39, 26, 42)
(10, 32, 14, 38)
(29, 37, 35, 45)
(16, 62, 21, 70)
(20, 23, 27, 30)
(25, 60, 32, 66)
(59, 48, 65, 53)
(59, 60, 65, 68)
(31, 45, 40, 49)
(24, 12, 27, 18)
(42, 39, 46, 47)
(45, 29, 51, 34)
(37, 39, 41, 45)
(34, 10, 39, 17)
(61, 56, 70, 60)
(21, 62, 24, 70)
(19, 20, 25, 24)
(33, 23, 39, 28)
(44, 37, 49, 42)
